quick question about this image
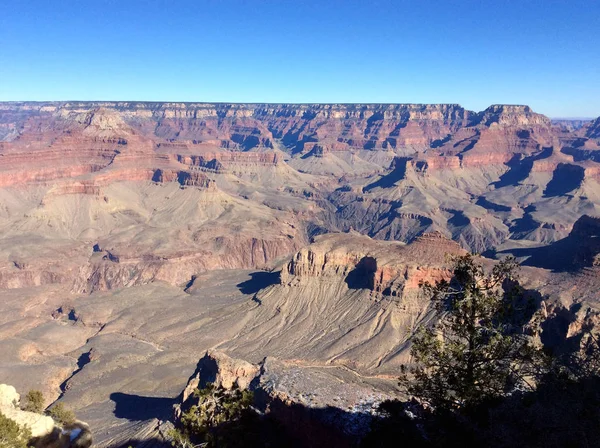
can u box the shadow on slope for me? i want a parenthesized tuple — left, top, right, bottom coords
(236, 271, 280, 294)
(110, 393, 177, 421)
(543, 163, 585, 197)
(500, 239, 576, 272)
(475, 196, 511, 213)
(364, 158, 409, 191)
(492, 147, 552, 189)
(509, 206, 540, 237)
(500, 215, 600, 272)
(345, 256, 378, 289)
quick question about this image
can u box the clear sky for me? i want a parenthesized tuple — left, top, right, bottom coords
(0, 0, 598, 117)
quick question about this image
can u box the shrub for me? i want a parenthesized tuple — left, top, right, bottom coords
(172, 383, 260, 447)
(22, 390, 45, 414)
(181, 384, 253, 445)
(167, 428, 198, 448)
(47, 402, 76, 426)
(0, 412, 31, 448)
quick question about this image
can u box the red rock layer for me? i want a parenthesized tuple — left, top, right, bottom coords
(282, 232, 465, 296)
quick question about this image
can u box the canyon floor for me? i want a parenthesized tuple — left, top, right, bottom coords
(2, 102, 600, 445)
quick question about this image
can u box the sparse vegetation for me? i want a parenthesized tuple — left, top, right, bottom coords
(182, 383, 253, 436)
(21, 390, 45, 414)
(167, 428, 200, 448)
(399, 254, 546, 409)
(0, 412, 31, 448)
(47, 402, 76, 426)
(365, 254, 600, 447)
(170, 383, 291, 448)
(19, 390, 78, 427)
(171, 383, 254, 448)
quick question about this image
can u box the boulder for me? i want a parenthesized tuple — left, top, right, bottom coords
(0, 384, 55, 438)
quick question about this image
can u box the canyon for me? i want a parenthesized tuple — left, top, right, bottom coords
(1, 101, 600, 445)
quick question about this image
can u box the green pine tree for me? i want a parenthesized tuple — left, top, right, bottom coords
(400, 254, 546, 410)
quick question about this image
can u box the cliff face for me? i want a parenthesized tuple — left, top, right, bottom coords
(585, 117, 600, 139)
(0, 101, 473, 120)
(1, 101, 584, 187)
(0, 102, 482, 155)
(282, 232, 464, 296)
(1, 102, 591, 179)
(476, 105, 551, 127)
(175, 351, 391, 447)
(0, 103, 599, 268)
(0, 103, 473, 163)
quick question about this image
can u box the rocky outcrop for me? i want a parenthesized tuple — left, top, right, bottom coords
(568, 215, 600, 266)
(151, 169, 216, 189)
(175, 351, 390, 447)
(476, 105, 551, 127)
(282, 232, 464, 297)
(0, 384, 55, 437)
(73, 233, 301, 293)
(176, 350, 259, 413)
(0, 384, 91, 448)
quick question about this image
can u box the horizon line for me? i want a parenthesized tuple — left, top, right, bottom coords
(0, 100, 596, 119)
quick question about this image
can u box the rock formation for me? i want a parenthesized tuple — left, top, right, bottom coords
(1, 101, 600, 445)
(175, 351, 390, 447)
(0, 384, 92, 448)
(0, 384, 55, 438)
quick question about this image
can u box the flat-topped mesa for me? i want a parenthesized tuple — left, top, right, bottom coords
(281, 232, 465, 295)
(2, 101, 472, 120)
(0, 102, 554, 126)
(2, 102, 560, 155)
(44, 181, 101, 198)
(409, 231, 466, 254)
(476, 105, 552, 127)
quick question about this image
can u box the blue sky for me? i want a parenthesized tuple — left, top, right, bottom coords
(0, 0, 598, 117)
